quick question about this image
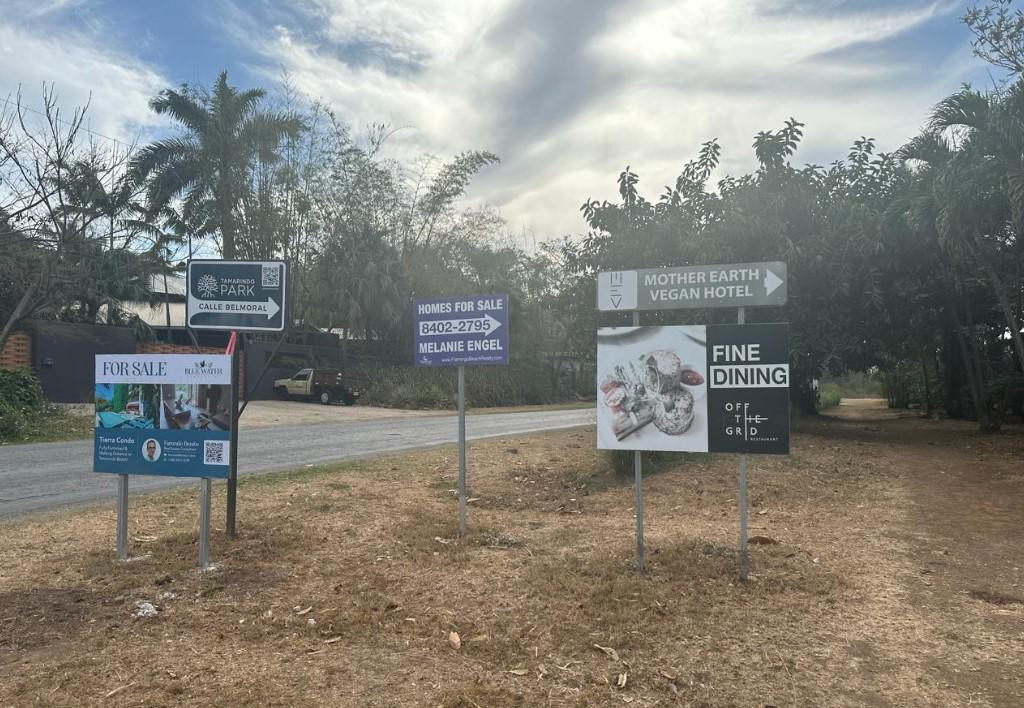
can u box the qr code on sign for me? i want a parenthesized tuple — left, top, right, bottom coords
(204, 440, 228, 465)
(261, 264, 280, 288)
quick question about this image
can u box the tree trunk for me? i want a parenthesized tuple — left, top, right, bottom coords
(920, 353, 931, 414)
(163, 270, 173, 340)
(0, 278, 37, 354)
(973, 236, 1024, 375)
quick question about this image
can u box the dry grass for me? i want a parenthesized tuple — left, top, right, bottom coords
(1, 409, 1022, 706)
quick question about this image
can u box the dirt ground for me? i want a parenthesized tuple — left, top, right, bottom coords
(1, 400, 1022, 706)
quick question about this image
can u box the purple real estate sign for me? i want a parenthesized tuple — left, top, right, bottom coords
(413, 295, 509, 367)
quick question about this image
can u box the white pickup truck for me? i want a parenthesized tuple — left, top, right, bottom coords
(273, 368, 361, 405)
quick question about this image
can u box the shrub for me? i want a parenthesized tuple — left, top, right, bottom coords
(818, 382, 842, 409)
(353, 360, 589, 409)
(0, 368, 46, 439)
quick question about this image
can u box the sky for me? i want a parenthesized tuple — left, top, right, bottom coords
(0, 0, 1000, 242)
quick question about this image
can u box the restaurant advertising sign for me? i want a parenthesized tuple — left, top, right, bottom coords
(597, 324, 789, 454)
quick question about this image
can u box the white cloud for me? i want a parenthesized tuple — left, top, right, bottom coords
(235, 0, 983, 239)
(0, 19, 166, 146)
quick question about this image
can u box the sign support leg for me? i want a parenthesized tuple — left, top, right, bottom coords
(737, 306, 749, 581)
(457, 365, 467, 537)
(632, 310, 645, 572)
(227, 333, 241, 538)
(116, 474, 128, 561)
(198, 477, 211, 569)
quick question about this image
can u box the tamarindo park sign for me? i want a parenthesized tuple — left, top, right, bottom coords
(597, 324, 789, 455)
(597, 262, 787, 311)
(187, 260, 288, 332)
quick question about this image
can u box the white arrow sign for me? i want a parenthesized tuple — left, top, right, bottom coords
(764, 269, 783, 296)
(418, 314, 502, 337)
(191, 298, 281, 320)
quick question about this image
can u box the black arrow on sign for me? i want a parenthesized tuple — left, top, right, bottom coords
(611, 295, 622, 308)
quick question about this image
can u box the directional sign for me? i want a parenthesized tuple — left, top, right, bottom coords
(187, 260, 287, 332)
(598, 262, 787, 311)
(414, 295, 509, 367)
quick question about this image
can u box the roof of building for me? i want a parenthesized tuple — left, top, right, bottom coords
(148, 272, 187, 298)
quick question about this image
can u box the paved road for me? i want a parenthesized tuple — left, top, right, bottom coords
(0, 409, 594, 518)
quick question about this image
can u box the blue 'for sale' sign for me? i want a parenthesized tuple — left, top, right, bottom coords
(413, 295, 509, 367)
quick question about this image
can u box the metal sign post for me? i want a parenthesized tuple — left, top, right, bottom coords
(457, 365, 467, 536)
(186, 259, 289, 539)
(597, 262, 789, 579)
(226, 334, 241, 538)
(737, 306, 749, 582)
(116, 474, 128, 561)
(198, 477, 212, 569)
(95, 354, 232, 566)
(632, 310, 644, 572)
(413, 295, 509, 536)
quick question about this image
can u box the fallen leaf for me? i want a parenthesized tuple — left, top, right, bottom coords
(509, 668, 529, 676)
(324, 637, 342, 644)
(295, 606, 313, 616)
(659, 670, 677, 680)
(468, 634, 489, 642)
(448, 631, 461, 650)
(617, 672, 628, 688)
(594, 644, 621, 662)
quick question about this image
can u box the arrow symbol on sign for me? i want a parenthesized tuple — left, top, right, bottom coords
(764, 270, 783, 296)
(419, 314, 502, 337)
(610, 295, 622, 308)
(193, 298, 281, 319)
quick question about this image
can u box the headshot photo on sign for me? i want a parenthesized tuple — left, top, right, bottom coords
(597, 325, 709, 452)
(142, 438, 161, 462)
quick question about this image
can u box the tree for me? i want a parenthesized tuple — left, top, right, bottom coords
(963, 0, 1024, 75)
(130, 71, 303, 259)
(913, 85, 1024, 376)
(0, 87, 158, 350)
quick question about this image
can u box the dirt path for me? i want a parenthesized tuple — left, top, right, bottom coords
(809, 398, 1024, 706)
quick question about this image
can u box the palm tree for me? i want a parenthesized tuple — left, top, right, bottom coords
(130, 71, 303, 259)
(906, 84, 1024, 375)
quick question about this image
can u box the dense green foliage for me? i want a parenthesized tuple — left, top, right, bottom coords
(818, 385, 843, 410)
(0, 368, 45, 438)
(2, 4, 1023, 427)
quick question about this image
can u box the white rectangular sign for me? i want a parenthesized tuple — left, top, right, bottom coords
(95, 355, 231, 385)
(598, 262, 787, 311)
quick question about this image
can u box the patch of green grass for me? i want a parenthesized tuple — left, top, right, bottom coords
(0, 407, 94, 445)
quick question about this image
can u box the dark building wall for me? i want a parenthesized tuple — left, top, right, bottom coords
(243, 340, 346, 400)
(31, 321, 136, 402)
